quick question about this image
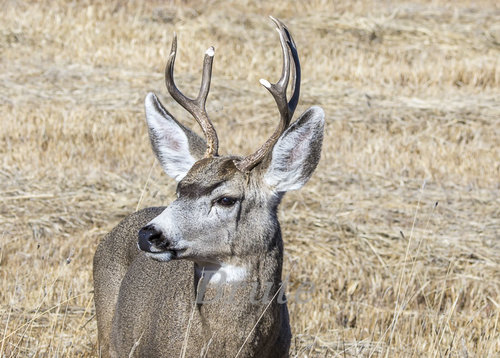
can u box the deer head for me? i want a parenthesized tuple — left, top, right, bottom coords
(138, 18, 324, 273)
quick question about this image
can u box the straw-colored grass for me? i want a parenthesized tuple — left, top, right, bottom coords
(1, 0, 499, 356)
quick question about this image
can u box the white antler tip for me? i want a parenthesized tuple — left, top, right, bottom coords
(206, 47, 215, 57)
(259, 79, 271, 88)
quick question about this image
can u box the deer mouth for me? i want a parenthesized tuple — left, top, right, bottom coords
(142, 247, 188, 262)
(137, 240, 186, 255)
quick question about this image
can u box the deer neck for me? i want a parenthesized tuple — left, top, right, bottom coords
(193, 229, 284, 307)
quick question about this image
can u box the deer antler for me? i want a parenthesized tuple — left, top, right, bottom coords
(235, 17, 301, 172)
(165, 34, 219, 157)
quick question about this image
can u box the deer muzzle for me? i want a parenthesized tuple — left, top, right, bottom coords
(138, 224, 171, 253)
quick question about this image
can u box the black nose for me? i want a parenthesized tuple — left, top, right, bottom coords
(138, 224, 164, 252)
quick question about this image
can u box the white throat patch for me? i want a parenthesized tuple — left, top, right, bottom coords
(199, 264, 248, 284)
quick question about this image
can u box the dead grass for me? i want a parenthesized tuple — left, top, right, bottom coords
(1, 0, 499, 356)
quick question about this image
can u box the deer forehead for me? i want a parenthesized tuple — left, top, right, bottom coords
(176, 156, 247, 198)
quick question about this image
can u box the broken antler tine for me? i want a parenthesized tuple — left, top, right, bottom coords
(198, 47, 215, 107)
(170, 32, 178, 55)
(164, 34, 218, 157)
(197, 46, 218, 157)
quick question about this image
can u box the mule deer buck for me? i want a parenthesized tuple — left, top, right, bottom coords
(93, 17, 324, 357)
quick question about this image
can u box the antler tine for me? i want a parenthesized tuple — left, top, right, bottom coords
(235, 17, 301, 172)
(165, 34, 219, 157)
(282, 22, 301, 117)
(269, 16, 301, 120)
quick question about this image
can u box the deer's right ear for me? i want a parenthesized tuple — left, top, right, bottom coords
(145, 93, 206, 181)
(263, 106, 325, 192)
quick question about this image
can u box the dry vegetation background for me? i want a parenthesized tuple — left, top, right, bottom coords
(1, 0, 499, 356)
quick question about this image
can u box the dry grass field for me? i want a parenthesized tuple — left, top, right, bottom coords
(1, 0, 499, 356)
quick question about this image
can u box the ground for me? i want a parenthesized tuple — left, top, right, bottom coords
(0, 0, 499, 356)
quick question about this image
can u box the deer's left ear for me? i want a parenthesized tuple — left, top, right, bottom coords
(145, 93, 206, 181)
(263, 106, 325, 192)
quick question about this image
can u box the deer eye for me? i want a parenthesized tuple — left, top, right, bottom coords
(215, 196, 238, 207)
